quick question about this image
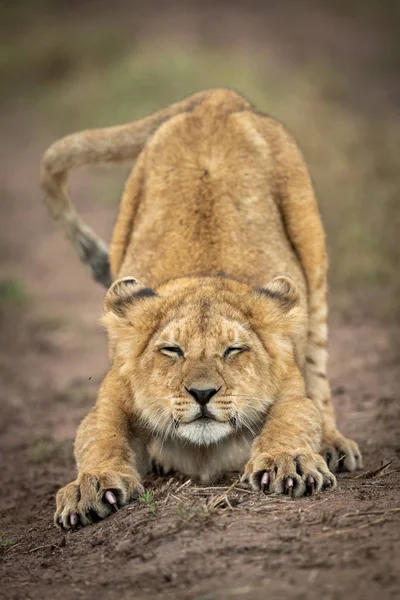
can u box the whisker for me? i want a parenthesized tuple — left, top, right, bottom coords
(224, 394, 291, 430)
(238, 413, 257, 437)
(159, 420, 173, 454)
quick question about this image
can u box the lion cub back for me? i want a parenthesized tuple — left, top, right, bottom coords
(111, 90, 305, 294)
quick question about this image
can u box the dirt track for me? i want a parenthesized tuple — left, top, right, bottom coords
(1, 2, 400, 598)
(0, 109, 399, 600)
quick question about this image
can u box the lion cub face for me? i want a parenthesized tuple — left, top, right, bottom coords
(103, 276, 304, 446)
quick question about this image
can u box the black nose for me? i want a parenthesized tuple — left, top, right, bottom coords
(187, 388, 218, 406)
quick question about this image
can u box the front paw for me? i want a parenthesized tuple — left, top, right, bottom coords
(243, 450, 336, 497)
(321, 429, 362, 472)
(54, 470, 144, 530)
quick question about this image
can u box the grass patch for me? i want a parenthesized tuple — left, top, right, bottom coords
(0, 279, 27, 307)
(138, 489, 157, 516)
(0, 533, 14, 552)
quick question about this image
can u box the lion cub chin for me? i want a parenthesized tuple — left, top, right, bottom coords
(176, 419, 234, 446)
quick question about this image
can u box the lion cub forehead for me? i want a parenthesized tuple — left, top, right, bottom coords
(156, 315, 251, 348)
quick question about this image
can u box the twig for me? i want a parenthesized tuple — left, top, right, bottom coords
(176, 479, 192, 492)
(224, 496, 234, 510)
(207, 478, 241, 511)
(353, 459, 395, 480)
(224, 478, 241, 495)
(28, 544, 49, 553)
(379, 469, 400, 477)
(232, 487, 255, 494)
(5, 542, 20, 554)
(192, 485, 231, 491)
(171, 494, 183, 502)
(191, 485, 255, 495)
(26, 543, 61, 554)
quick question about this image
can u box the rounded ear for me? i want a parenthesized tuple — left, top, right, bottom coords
(258, 276, 300, 313)
(104, 276, 157, 315)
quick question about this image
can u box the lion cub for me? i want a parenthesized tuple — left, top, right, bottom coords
(41, 89, 361, 529)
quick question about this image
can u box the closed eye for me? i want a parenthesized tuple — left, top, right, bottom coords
(223, 346, 248, 358)
(159, 346, 184, 358)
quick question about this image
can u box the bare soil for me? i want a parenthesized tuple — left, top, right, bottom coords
(1, 2, 400, 599)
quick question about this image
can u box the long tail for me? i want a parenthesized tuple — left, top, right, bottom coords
(40, 91, 209, 287)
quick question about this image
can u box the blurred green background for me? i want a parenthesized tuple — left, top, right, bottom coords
(1, 0, 399, 321)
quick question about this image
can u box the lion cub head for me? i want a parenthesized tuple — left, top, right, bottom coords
(103, 276, 305, 446)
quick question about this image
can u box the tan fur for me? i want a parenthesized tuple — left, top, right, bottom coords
(43, 89, 361, 529)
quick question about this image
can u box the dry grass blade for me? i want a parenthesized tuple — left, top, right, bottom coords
(158, 477, 177, 494)
(5, 542, 20, 554)
(176, 479, 192, 492)
(206, 478, 241, 511)
(25, 543, 62, 554)
(353, 459, 395, 479)
(191, 484, 255, 495)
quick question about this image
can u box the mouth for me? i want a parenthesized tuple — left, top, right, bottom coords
(192, 416, 215, 423)
(191, 405, 220, 423)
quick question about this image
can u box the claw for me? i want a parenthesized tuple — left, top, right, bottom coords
(104, 490, 118, 511)
(306, 475, 315, 495)
(260, 471, 269, 493)
(105, 490, 117, 504)
(70, 512, 78, 527)
(285, 477, 294, 497)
